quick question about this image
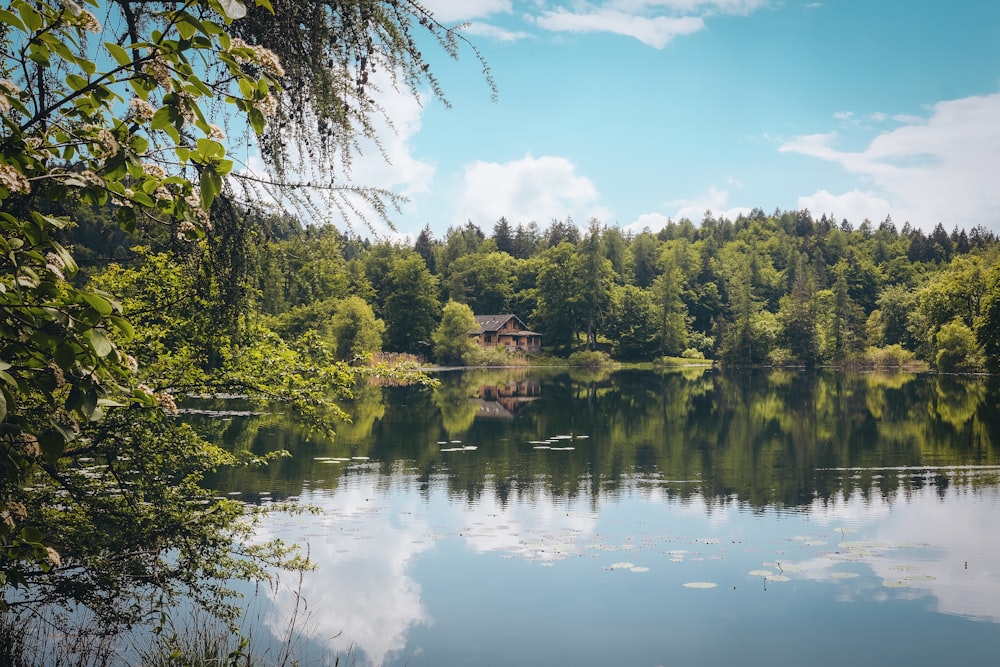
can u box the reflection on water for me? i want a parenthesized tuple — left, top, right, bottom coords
(198, 369, 1000, 666)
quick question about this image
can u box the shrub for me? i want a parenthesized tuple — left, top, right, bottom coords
(568, 350, 612, 367)
(866, 344, 916, 369)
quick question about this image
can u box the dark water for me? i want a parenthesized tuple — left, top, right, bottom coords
(200, 368, 1000, 666)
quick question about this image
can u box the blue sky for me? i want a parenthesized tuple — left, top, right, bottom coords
(327, 0, 1000, 239)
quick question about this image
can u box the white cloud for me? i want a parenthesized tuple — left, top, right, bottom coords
(793, 485, 1000, 623)
(796, 189, 892, 226)
(462, 21, 531, 42)
(535, 9, 704, 48)
(458, 154, 609, 226)
(781, 90, 1000, 231)
(669, 186, 752, 223)
(626, 211, 673, 233)
(419, 0, 512, 22)
(612, 0, 766, 14)
(624, 186, 751, 233)
(532, 1, 767, 47)
(257, 485, 432, 666)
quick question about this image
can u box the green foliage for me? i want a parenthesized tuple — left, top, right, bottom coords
(330, 296, 384, 364)
(533, 242, 582, 350)
(606, 284, 659, 361)
(432, 301, 479, 365)
(443, 251, 517, 315)
(567, 350, 612, 367)
(866, 344, 917, 370)
(976, 265, 1000, 369)
(0, 0, 463, 635)
(935, 318, 982, 372)
(382, 255, 440, 357)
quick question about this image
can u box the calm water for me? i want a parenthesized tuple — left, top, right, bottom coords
(199, 368, 1000, 666)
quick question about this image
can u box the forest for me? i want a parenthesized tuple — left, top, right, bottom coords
(69, 199, 1000, 372)
(2, 0, 1000, 662)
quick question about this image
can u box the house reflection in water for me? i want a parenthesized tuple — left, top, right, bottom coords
(475, 381, 541, 419)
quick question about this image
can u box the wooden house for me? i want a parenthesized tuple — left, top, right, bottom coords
(473, 314, 542, 353)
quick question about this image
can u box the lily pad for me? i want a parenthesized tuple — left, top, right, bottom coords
(630, 566, 650, 573)
(683, 582, 717, 589)
(608, 561, 635, 570)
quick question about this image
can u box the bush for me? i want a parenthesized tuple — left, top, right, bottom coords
(681, 348, 705, 359)
(465, 345, 530, 367)
(568, 350, 612, 367)
(866, 344, 916, 369)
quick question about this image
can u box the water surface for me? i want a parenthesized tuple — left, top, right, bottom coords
(201, 368, 1000, 666)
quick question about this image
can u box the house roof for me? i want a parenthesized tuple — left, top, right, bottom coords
(474, 314, 526, 333)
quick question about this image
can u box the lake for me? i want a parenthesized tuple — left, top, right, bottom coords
(201, 367, 1000, 666)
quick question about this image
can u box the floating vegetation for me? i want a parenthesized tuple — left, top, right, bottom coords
(683, 582, 717, 589)
(440, 446, 479, 452)
(630, 566, 650, 573)
(903, 574, 937, 582)
(749, 569, 773, 577)
(767, 575, 791, 582)
(607, 562, 635, 570)
(830, 572, 860, 579)
(883, 580, 910, 588)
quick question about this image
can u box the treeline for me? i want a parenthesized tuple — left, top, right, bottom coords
(70, 205, 1000, 371)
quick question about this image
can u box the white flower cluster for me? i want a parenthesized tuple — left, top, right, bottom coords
(75, 9, 100, 33)
(0, 163, 31, 195)
(128, 97, 156, 122)
(144, 54, 173, 90)
(0, 79, 18, 113)
(228, 37, 286, 77)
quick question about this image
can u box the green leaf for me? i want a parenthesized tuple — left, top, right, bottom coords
(38, 429, 65, 464)
(50, 241, 78, 276)
(248, 107, 265, 136)
(0, 9, 26, 32)
(0, 387, 6, 423)
(176, 17, 196, 40)
(105, 42, 130, 67)
(200, 167, 222, 209)
(80, 387, 98, 420)
(81, 292, 114, 317)
(66, 73, 88, 91)
(108, 316, 135, 341)
(16, 2, 41, 31)
(88, 329, 114, 358)
(55, 342, 77, 370)
(0, 370, 16, 390)
(131, 134, 149, 154)
(20, 526, 44, 545)
(28, 41, 50, 67)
